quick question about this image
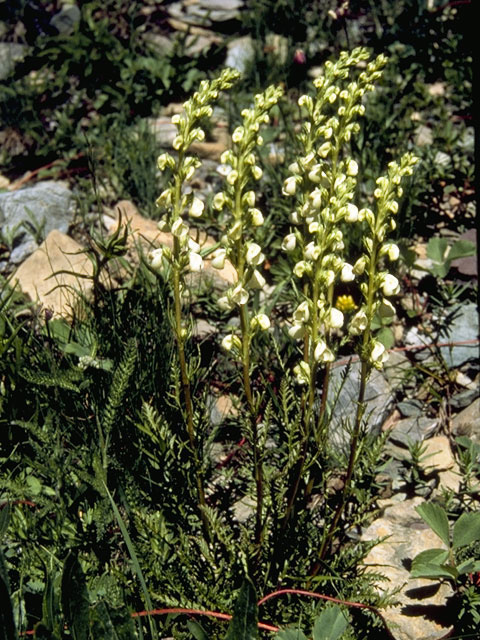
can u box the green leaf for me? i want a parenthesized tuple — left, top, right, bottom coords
(274, 630, 308, 640)
(375, 327, 395, 350)
(224, 579, 258, 640)
(187, 620, 209, 640)
(456, 559, 480, 575)
(427, 237, 449, 263)
(410, 549, 452, 579)
(61, 553, 89, 640)
(0, 548, 18, 640)
(0, 504, 10, 541)
(453, 512, 480, 549)
(415, 503, 450, 546)
(313, 606, 349, 640)
(447, 240, 475, 261)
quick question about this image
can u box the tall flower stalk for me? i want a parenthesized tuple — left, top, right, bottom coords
(150, 69, 240, 532)
(212, 84, 283, 574)
(279, 48, 388, 532)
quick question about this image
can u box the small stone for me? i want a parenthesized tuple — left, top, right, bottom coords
(388, 415, 438, 447)
(210, 394, 236, 426)
(435, 464, 461, 497)
(439, 303, 479, 368)
(12, 230, 108, 318)
(414, 124, 433, 146)
(451, 398, 480, 445)
(418, 436, 455, 473)
(193, 319, 217, 339)
(225, 36, 255, 73)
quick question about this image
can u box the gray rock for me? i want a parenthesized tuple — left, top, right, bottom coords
(451, 398, 480, 445)
(10, 239, 39, 265)
(439, 303, 479, 368)
(225, 36, 255, 73)
(388, 416, 438, 448)
(0, 182, 74, 264)
(362, 497, 454, 640)
(168, 0, 242, 27)
(327, 359, 394, 450)
(50, 4, 81, 35)
(0, 42, 27, 81)
(397, 398, 424, 418)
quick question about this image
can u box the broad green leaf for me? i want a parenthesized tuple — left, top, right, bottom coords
(411, 548, 449, 567)
(224, 579, 258, 640)
(313, 606, 349, 640)
(415, 503, 450, 546)
(61, 554, 89, 640)
(187, 620, 209, 640)
(457, 559, 480, 575)
(375, 327, 395, 350)
(453, 512, 480, 549)
(274, 629, 309, 640)
(427, 237, 449, 263)
(410, 564, 457, 580)
(447, 240, 475, 261)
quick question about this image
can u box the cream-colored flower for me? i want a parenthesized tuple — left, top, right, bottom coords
(282, 233, 296, 252)
(222, 334, 241, 351)
(386, 243, 400, 261)
(293, 300, 310, 324)
(314, 339, 327, 362)
(349, 310, 368, 335)
(288, 323, 306, 339)
(283, 176, 297, 196)
(371, 340, 389, 367)
(248, 269, 266, 289)
(304, 242, 321, 261)
(150, 248, 163, 269)
(210, 248, 226, 270)
(252, 165, 263, 180)
(188, 251, 204, 272)
(382, 274, 400, 296)
(328, 307, 344, 329)
(217, 295, 233, 311)
(213, 192, 226, 210)
(231, 285, 249, 306)
(251, 313, 271, 331)
(293, 261, 309, 278)
(171, 219, 188, 239)
(344, 203, 359, 222)
(246, 242, 265, 266)
(232, 126, 244, 143)
(341, 263, 355, 282)
(189, 197, 204, 218)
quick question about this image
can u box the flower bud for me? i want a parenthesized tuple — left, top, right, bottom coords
(213, 192, 226, 211)
(227, 169, 239, 185)
(248, 269, 266, 289)
(244, 191, 256, 207)
(293, 361, 310, 385)
(250, 208, 264, 226)
(283, 176, 297, 196)
(344, 203, 359, 222)
(217, 295, 233, 311)
(353, 255, 367, 275)
(232, 126, 244, 143)
(346, 159, 358, 176)
(371, 340, 388, 367)
(172, 135, 183, 150)
(252, 166, 263, 180)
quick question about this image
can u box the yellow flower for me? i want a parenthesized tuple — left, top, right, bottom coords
(336, 294, 357, 313)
